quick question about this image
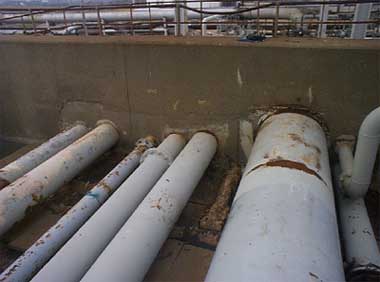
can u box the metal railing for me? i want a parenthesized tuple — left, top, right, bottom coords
(0, 0, 378, 38)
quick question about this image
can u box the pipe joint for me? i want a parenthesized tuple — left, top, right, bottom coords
(69, 120, 87, 129)
(335, 135, 355, 189)
(347, 263, 380, 281)
(135, 136, 157, 151)
(335, 135, 355, 151)
(96, 119, 120, 138)
(140, 147, 174, 165)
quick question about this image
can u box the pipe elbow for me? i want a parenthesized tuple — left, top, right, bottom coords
(347, 107, 380, 199)
(288, 8, 303, 22)
(358, 107, 380, 139)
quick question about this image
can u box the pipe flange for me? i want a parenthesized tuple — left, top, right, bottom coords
(96, 120, 121, 138)
(140, 148, 173, 166)
(135, 136, 157, 150)
(346, 263, 380, 281)
(60, 120, 88, 132)
(335, 135, 356, 151)
(253, 105, 330, 139)
(72, 120, 87, 128)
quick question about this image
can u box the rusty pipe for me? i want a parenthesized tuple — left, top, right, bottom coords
(206, 113, 345, 282)
(80, 132, 217, 282)
(0, 123, 88, 189)
(0, 136, 156, 282)
(0, 120, 119, 237)
(31, 134, 186, 282)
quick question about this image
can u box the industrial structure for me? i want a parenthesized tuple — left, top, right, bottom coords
(0, 0, 379, 38)
(0, 0, 379, 282)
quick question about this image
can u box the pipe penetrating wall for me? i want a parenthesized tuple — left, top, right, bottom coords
(0, 136, 156, 282)
(0, 120, 119, 237)
(0, 123, 88, 189)
(80, 132, 217, 282)
(31, 133, 185, 282)
(205, 113, 345, 282)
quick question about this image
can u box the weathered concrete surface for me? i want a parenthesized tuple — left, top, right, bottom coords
(0, 36, 379, 159)
(144, 239, 214, 282)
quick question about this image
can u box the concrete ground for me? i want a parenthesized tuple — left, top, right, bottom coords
(0, 139, 378, 281)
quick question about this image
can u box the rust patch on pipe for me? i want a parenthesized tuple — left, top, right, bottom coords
(0, 263, 20, 281)
(288, 133, 321, 154)
(246, 159, 328, 186)
(255, 104, 329, 136)
(31, 193, 44, 204)
(151, 197, 162, 210)
(135, 135, 158, 153)
(0, 178, 10, 190)
(99, 181, 112, 194)
(288, 133, 322, 170)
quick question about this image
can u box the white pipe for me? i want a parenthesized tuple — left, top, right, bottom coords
(0, 123, 88, 189)
(338, 196, 380, 267)
(318, 4, 329, 38)
(201, 15, 223, 36)
(335, 139, 380, 272)
(241, 7, 303, 21)
(0, 8, 235, 24)
(0, 120, 119, 237)
(346, 106, 380, 199)
(80, 132, 217, 282)
(31, 133, 186, 282)
(0, 6, 302, 24)
(53, 25, 82, 35)
(0, 136, 156, 282)
(351, 3, 373, 39)
(206, 113, 345, 282)
(336, 135, 355, 188)
(146, 0, 222, 9)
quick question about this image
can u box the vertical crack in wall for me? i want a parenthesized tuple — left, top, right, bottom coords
(121, 45, 133, 138)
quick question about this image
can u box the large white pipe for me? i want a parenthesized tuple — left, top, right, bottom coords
(205, 113, 345, 282)
(0, 136, 156, 282)
(80, 132, 217, 282)
(0, 6, 302, 24)
(0, 8, 234, 23)
(0, 123, 88, 189)
(346, 106, 380, 199)
(0, 120, 119, 237)
(241, 7, 303, 21)
(31, 133, 185, 282)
